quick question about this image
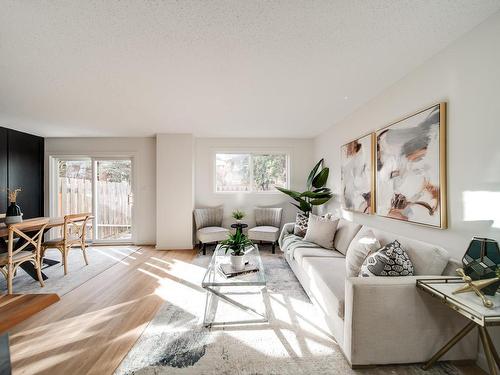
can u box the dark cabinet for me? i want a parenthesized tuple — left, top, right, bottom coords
(0, 127, 44, 219)
(0, 128, 7, 214)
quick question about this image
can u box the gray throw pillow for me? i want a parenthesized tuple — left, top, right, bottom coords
(359, 240, 414, 277)
(303, 213, 339, 249)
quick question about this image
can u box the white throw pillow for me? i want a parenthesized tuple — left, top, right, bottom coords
(333, 218, 362, 255)
(345, 229, 381, 277)
(303, 214, 339, 249)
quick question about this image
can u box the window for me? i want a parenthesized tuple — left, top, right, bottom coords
(215, 153, 288, 192)
(52, 157, 133, 243)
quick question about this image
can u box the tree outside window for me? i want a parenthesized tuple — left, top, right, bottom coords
(215, 153, 288, 192)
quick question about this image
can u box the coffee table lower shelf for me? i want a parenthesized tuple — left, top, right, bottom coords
(202, 284, 269, 327)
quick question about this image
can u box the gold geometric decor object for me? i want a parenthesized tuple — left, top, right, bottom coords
(453, 268, 498, 308)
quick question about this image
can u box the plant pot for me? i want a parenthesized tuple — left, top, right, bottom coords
(235, 219, 242, 224)
(230, 254, 246, 271)
(5, 202, 23, 225)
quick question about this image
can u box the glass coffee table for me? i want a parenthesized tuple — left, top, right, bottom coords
(201, 244, 268, 327)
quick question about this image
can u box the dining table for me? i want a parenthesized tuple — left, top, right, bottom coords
(0, 216, 92, 281)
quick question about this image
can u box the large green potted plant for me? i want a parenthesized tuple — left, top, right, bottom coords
(276, 159, 333, 234)
(220, 231, 255, 271)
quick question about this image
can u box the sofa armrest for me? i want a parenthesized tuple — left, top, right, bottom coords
(278, 222, 295, 250)
(343, 276, 477, 366)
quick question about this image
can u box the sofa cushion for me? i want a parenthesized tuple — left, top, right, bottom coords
(302, 257, 346, 319)
(345, 228, 381, 277)
(359, 240, 414, 277)
(369, 228, 450, 275)
(333, 219, 362, 255)
(294, 247, 344, 266)
(304, 214, 339, 249)
(248, 226, 280, 242)
(196, 226, 229, 243)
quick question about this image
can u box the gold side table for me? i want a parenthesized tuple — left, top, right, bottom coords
(417, 278, 500, 375)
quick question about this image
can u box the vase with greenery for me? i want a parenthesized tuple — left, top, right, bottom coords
(232, 209, 245, 223)
(220, 231, 255, 271)
(5, 188, 23, 225)
(276, 158, 333, 216)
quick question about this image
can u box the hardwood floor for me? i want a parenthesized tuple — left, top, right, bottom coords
(6, 246, 486, 375)
(7, 246, 197, 375)
(0, 294, 60, 334)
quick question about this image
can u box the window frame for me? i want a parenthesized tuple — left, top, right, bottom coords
(213, 150, 290, 194)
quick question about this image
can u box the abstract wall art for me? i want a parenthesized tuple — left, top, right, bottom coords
(375, 103, 447, 228)
(341, 133, 374, 214)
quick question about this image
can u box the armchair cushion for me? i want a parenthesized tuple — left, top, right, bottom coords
(248, 226, 279, 242)
(194, 207, 223, 230)
(255, 207, 282, 228)
(196, 227, 229, 243)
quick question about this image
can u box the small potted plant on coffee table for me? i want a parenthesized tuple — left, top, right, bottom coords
(219, 231, 255, 271)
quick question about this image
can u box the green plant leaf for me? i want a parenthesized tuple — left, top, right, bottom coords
(310, 197, 331, 206)
(312, 167, 329, 188)
(275, 186, 302, 199)
(307, 159, 324, 189)
(299, 200, 312, 213)
(300, 191, 332, 199)
(313, 187, 329, 193)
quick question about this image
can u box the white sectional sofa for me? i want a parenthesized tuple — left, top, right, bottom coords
(279, 218, 477, 367)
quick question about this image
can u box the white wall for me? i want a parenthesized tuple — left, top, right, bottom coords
(314, 12, 500, 370)
(195, 137, 314, 230)
(156, 134, 194, 249)
(45, 137, 156, 245)
(314, 11, 500, 260)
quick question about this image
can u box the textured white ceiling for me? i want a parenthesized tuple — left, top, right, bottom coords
(1, 1, 499, 138)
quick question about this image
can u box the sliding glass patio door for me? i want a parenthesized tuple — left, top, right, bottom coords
(52, 157, 134, 243)
(94, 159, 132, 242)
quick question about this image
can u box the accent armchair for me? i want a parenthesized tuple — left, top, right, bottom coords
(248, 207, 283, 254)
(194, 207, 229, 255)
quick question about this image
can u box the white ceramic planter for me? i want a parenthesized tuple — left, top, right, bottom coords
(230, 254, 245, 271)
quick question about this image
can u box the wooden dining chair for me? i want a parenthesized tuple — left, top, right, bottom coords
(41, 213, 91, 275)
(0, 218, 49, 294)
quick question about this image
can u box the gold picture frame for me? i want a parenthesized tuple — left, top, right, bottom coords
(341, 132, 376, 214)
(374, 102, 447, 229)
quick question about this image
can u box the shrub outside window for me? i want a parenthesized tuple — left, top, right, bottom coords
(215, 153, 288, 192)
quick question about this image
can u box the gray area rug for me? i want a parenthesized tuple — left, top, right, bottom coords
(116, 245, 461, 375)
(0, 246, 140, 295)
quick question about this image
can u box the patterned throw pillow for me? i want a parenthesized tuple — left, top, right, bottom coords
(359, 240, 414, 277)
(294, 213, 309, 237)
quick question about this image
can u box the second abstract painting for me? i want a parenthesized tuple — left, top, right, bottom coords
(341, 133, 374, 214)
